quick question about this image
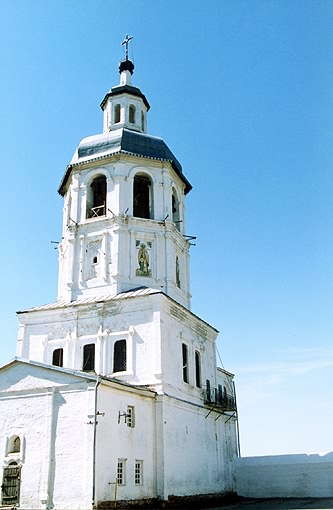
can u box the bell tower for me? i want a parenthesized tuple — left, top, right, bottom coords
(57, 38, 192, 309)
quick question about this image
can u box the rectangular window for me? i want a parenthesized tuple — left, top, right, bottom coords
(195, 350, 201, 388)
(182, 343, 189, 383)
(218, 384, 223, 405)
(206, 379, 211, 402)
(52, 348, 63, 367)
(113, 339, 127, 372)
(83, 344, 95, 372)
(127, 406, 135, 428)
(135, 460, 143, 485)
(117, 459, 126, 485)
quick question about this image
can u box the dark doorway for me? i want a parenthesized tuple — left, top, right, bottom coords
(1, 463, 20, 506)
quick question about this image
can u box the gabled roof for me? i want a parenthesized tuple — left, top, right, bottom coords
(0, 357, 156, 396)
(58, 129, 192, 196)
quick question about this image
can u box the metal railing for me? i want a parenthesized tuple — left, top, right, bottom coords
(204, 387, 236, 411)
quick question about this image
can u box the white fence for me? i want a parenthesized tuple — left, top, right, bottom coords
(235, 452, 333, 498)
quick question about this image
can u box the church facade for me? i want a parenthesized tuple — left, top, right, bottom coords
(0, 43, 239, 509)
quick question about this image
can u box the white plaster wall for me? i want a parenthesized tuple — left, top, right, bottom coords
(95, 384, 156, 503)
(57, 156, 190, 307)
(235, 453, 333, 498)
(0, 364, 95, 510)
(161, 397, 237, 498)
(159, 298, 219, 401)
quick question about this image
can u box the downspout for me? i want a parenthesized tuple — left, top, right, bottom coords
(233, 380, 241, 457)
(92, 377, 102, 509)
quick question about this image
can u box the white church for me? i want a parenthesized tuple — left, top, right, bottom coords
(0, 39, 239, 509)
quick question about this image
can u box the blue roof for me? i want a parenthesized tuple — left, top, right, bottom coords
(58, 129, 192, 196)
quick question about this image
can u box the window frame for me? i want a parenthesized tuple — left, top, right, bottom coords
(82, 343, 95, 372)
(113, 339, 127, 373)
(134, 460, 143, 485)
(195, 350, 201, 388)
(52, 348, 64, 368)
(117, 459, 126, 486)
(182, 343, 189, 383)
(133, 173, 153, 219)
(126, 406, 135, 428)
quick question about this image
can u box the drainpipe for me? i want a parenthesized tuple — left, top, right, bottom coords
(233, 380, 241, 457)
(92, 377, 101, 509)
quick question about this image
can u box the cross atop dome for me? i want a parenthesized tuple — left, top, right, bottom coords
(122, 34, 133, 60)
(119, 34, 135, 77)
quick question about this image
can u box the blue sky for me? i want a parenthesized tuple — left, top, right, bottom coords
(0, 1, 331, 456)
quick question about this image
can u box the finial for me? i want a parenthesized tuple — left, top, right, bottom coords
(122, 34, 133, 61)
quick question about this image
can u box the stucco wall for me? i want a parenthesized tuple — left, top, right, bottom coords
(235, 453, 333, 498)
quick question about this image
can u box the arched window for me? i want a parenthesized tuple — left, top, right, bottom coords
(52, 348, 63, 367)
(83, 344, 95, 372)
(129, 104, 136, 124)
(114, 104, 121, 123)
(172, 189, 180, 230)
(113, 340, 126, 372)
(86, 175, 107, 219)
(141, 111, 145, 131)
(7, 435, 21, 454)
(133, 174, 152, 219)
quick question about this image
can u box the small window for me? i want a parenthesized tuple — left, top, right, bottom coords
(218, 383, 223, 404)
(172, 189, 180, 230)
(117, 459, 126, 485)
(141, 111, 145, 131)
(113, 340, 126, 372)
(206, 379, 211, 402)
(93, 256, 98, 264)
(133, 174, 152, 219)
(83, 344, 95, 372)
(195, 351, 201, 388)
(126, 406, 135, 428)
(114, 104, 121, 123)
(129, 104, 136, 124)
(135, 460, 143, 485)
(52, 348, 63, 368)
(176, 256, 181, 288)
(182, 343, 189, 383)
(7, 435, 20, 454)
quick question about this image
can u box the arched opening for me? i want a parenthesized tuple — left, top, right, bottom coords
(86, 175, 106, 219)
(172, 189, 180, 230)
(7, 436, 20, 454)
(52, 348, 63, 367)
(133, 174, 152, 219)
(114, 104, 121, 123)
(113, 340, 126, 372)
(83, 343, 95, 372)
(141, 111, 145, 131)
(129, 104, 136, 124)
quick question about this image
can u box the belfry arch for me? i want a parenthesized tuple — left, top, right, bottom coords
(86, 174, 107, 218)
(133, 173, 153, 219)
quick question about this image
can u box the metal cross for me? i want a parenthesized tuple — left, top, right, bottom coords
(122, 34, 133, 60)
